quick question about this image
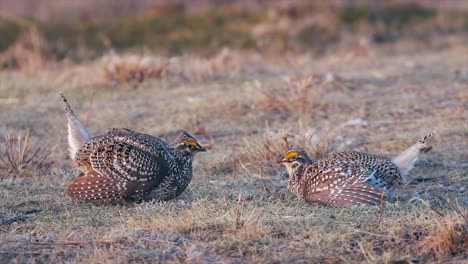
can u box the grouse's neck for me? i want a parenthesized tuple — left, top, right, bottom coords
(178, 156, 194, 176)
(176, 151, 193, 165)
(172, 155, 194, 196)
(288, 163, 307, 196)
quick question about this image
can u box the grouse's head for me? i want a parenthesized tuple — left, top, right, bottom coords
(174, 130, 206, 157)
(277, 148, 313, 173)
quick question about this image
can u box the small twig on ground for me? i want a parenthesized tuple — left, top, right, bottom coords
(281, 134, 290, 149)
(259, 167, 271, 195)
(376, 191, 386, 226)
(347, 231, 401, 240)
(27, 240, 117, 246)
(0, 250, 57, 255)
(238, 161, 252, 176)
(357, 241, 374, 263)
(409, 197, 445, 217)
(234, 193, 243, 229)
(447, 198, 466, 219)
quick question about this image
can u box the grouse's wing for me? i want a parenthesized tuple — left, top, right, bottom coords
(303, 153, 386, 207)
(75, 130, 172, 183)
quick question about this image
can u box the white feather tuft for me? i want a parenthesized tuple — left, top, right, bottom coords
(391, 131, 434, 180)
(60, 92, 92, 160)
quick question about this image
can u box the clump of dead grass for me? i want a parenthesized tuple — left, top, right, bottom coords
(406, 203, 467, 261)
(0, 131, 53, 177)
(102, 48, 247, 85)
(226, 199, 269, 241)
(346, 200, 468, 262)
(104, 53, 170, 85)
(237, 127, 334, 169)
(171, 48, 243, 82)
(253, 74, 340, 117)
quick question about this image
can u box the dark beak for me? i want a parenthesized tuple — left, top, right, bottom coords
(197, 145, 207, 152)
(277, 157, 287, 163)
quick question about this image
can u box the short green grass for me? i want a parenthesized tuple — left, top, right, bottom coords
(0, 42, 467, 263)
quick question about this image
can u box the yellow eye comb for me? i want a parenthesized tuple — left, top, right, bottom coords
(184, 140, 198, 147)
(284, 151, 299, 160)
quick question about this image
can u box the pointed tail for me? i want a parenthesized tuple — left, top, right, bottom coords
(59, 92, 92, 160)
(391, 131, 434, 178)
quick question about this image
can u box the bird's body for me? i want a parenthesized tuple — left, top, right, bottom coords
(60, 93, 205, 205)
(279, 133, 434, 207)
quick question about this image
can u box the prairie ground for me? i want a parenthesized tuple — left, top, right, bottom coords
(1, 43, 467, 263)
(0, 2, 468, 263)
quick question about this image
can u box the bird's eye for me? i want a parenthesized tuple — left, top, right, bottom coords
(290, 156, 297, 161)
(187, 144, 194, 148)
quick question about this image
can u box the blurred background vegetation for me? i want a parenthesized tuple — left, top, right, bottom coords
(0, 0, 467, 69)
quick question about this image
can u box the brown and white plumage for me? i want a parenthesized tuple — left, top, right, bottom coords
(60, 93, 206, 205)
(278, 132, 434, 207)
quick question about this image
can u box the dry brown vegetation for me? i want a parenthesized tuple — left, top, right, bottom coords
(0, 131, 53, 177)
(236, 127, 334, 172)
(1, 44, 466, 262)
(1, 1, 467, 263)
(253, 74, 350, 119)
(103, 48, 251, 85)
(104, 54, 170, 85)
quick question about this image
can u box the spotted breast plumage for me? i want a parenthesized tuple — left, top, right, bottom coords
(60, 93, 206, 205)
(278, 132, 434, 207)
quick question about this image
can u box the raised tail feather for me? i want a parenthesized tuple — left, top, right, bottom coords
(391, 131, 434, 178)
(60, 92, 91, 160)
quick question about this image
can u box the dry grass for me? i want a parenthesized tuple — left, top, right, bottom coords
(253, 74, 348, 119)
(102, 48, 253, 85)
(237, 126, 334, 170)
(0, 131, 53, 177)
(405, 198, 467, 260)
(104, 53, 170, 85)
(0, 40, 467, 263)
(344, 202, 468, 262)
(412, 213, 467, 259)
(51, 48, 259, 90)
